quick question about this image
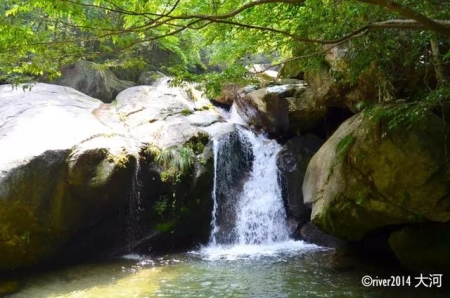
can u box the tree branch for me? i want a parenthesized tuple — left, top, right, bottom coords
(358, 0, 450, 37)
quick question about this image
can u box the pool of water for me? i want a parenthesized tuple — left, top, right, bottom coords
(4, 241, 448, 298)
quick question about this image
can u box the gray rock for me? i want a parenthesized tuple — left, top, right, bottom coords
(0, 81, 231, 272)
(51, 60, 135, 103)
(0, 83, 135, 272)
(137, 71, 166, 85)
(300, 222, 345, 248)
(234, 83, 326, 134)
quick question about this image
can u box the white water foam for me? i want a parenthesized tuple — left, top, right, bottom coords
(234, 128, 290, 244)
(216, 104, 247, 126)
(196, 240, 322, 261)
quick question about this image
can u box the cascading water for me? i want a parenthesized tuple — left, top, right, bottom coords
(201, 104, 319, 259)
(209, 127, 289, 246)
(210, 139, 220, 246)
(234, 128, 290, 244)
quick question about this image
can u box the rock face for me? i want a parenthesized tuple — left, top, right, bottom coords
(137, 71, 166, 86)
(276, 134, 323, 224)
(0, 83, 135, 272)
(0, 81, 228, 273)
(303, 113, 450, 241)
(235, 83, 326, 135)
(52, 60, 136, 103)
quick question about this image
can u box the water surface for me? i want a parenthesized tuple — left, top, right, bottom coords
(6, 242, 447, 298)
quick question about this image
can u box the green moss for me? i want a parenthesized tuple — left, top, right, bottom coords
(0, 200, 68, 272)
(326, 134, 356, 183)
(336, 134, 356, 155)
(181, 109, 192, 116)
(155, 222, 175, 233)
(185, 133, 209, 155)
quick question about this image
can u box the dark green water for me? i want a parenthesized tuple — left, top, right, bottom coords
(4, 241, 448, 298)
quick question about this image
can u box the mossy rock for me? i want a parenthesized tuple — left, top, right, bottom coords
(304, 113, 450, 241)
(0, 145, 134, 273)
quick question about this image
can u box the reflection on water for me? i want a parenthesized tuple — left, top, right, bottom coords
(5, 246, 449, 298)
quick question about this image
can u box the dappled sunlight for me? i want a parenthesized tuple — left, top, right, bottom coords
(9, 261, 175, 298)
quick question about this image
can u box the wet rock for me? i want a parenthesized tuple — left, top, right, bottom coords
(0, 280, 20, 296)
(300, 222, 345, 248)
(276, 134, 323, 224)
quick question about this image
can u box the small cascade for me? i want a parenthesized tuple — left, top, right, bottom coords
(235, 129, 290, 244)
(125, 154, 143, 253)
(209, 139, 220, 246)
(209, 126, 289, 247)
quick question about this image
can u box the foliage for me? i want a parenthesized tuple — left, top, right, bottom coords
(365, 83, 450, 130)
(153, 197, 168, 218)
(145, 144, 161, 159)
(156, 146, 196, 182)
(0, 0, 449, 105)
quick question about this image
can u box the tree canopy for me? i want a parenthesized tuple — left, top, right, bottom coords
(1, 0, 449, 103)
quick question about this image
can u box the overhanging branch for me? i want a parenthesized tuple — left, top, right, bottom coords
(358, 0, 450, 37)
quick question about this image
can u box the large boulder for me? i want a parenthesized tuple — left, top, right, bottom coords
(0, 83, 135, 272)
(112, 80, 224, 253)
(0, 81, 229, 272)
(51, 60, 135, 103)
(303, 113, 450, 241)
(235, 83, 326, 135)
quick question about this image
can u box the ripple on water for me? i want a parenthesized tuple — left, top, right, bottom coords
(192, 240, 326, 261)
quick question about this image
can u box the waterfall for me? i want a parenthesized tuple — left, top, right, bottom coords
(209, 126, 289, 246)
(234, 129, 290, 244)
(210, 139, 220, 246)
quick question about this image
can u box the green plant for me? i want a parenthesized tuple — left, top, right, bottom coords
(336, 134, 356, 154)
(145, 144, 161, 159)
(153, 197, 168, 218)
(181, 109, 193, 116)
(156, 146, 196, 182)
(106, 149, 130, 168)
